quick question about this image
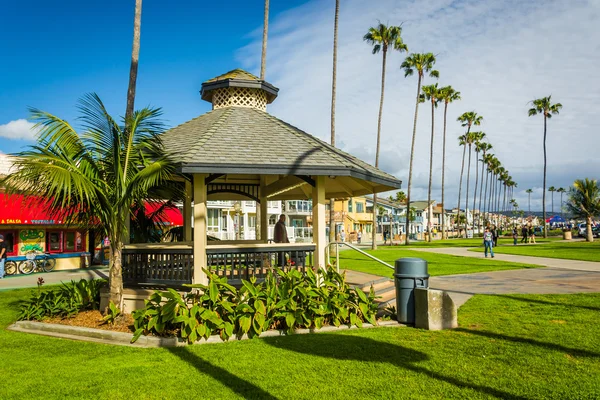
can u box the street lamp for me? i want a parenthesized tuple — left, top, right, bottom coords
(233, 201, 242, 240)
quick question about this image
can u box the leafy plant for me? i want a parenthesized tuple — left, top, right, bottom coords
(102, 301, 122, 325)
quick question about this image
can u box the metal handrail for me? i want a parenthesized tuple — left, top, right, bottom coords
(326, 241, 394, 273)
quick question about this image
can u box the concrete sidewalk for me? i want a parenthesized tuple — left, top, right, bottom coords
(410, 247, 600, 272)
(0, 267, 109, 291)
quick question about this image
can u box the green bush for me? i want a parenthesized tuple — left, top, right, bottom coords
(132, 267, 378, 344)
(17, 279, 106, 321)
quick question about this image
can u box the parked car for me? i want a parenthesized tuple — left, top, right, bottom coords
(593, 226, 600, 238)
(578, 223, 599, 238)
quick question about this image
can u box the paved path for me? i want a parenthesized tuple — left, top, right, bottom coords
(410, 246, 600, 272)
(0, 267, 108, 291)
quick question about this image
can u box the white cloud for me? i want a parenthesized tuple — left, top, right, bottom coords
(236, 0, 600, 211)
(0, 119, 38, 140)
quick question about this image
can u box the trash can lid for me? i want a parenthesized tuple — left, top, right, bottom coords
(395, 257, 428, 275)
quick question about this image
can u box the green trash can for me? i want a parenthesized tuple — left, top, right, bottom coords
(394, 258, 429, 324)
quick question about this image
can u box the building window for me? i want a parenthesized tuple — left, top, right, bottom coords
(248, 216, 256, 228)
(0, 230, 18, 256)
(207, 208, 220, 232)
(348, 199, 353, 212)
(356, 202, 364, 213)
(46, 230, 86, 253)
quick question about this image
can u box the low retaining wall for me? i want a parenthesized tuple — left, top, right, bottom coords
(8, 320, 404, 348)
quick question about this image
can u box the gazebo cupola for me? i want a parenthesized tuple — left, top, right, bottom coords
(200, 69, 279, 111)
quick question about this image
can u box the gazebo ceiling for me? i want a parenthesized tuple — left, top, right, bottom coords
(161, 68, 402, 198)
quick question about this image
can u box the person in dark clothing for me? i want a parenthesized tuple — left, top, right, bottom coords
(273, 215, 289, 267)
(491, 226, 499, 247)
(0, 234, 7, 279)
(521, 225, 528, 243)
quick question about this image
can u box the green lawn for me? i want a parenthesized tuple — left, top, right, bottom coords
(339, 247, 541, 279)
(468, 240, 600, 262)
(402, 236, 562, 248)
(1, 288, 599, 399)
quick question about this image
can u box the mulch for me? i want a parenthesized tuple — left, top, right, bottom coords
(44, 310, 135, 333)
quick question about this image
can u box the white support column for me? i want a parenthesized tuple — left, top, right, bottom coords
(312, 176, 326, 270)
(193, 174, 208, 285)
(260, 177, 268, 243)
(184, 180, 192, 242)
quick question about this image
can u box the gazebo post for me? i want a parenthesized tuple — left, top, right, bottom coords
(193, 174, 208, 285)
(183, 180, 192, 241)
(312, 176, 326, 270)
(260, 176, 268, 243)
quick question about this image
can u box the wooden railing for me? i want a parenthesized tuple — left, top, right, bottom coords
(122, 243, 315, 288)
(122, 247, 193, 288)
(206, 244, 315, 284)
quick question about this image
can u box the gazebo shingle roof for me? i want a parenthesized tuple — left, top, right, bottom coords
(160, 106, 401, 189)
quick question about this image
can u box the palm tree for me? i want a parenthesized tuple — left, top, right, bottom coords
(565, 179, 600, 242)
(401, 52, 438, 244)
(260, 0, 269, 80)
(2, 94, 181, 306)
(126, 0, 143, 120)
(438, 86, 461, 239)
(328, 0, 340, 247)
(396, 191, 407, 203)
(457, 112, 483, 236)
(528, 96, 563, 238)
(420, 83, 441, 242)
(477, 142, 492, 230)
(364, 23, 408, 249)
(557, 187, 566, 218)
(548, 186, 556, 215)
(471, 132, 486, 233)
(481, 153, 495, 224)
(456, 134, 467, 237)
(526, 188, 533, 215)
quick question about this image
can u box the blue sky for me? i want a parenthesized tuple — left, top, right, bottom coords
(1, 0, 599, 211)
(0, 0, 306, 153)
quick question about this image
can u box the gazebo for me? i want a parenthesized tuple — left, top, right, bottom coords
(116, 69, 401, 310)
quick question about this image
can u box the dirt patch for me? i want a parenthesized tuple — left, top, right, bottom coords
(550, 320, 567, 324)
(44, 310, 135, 333)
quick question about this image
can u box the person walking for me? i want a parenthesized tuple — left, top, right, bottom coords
(274, 214, 290, 266)
(0, 234, 7, 279)
(521, 225, 528, 243)
(483, 227, 494, 258)
(528, 226, 536, 244)
(491, 225, 499, 247)
(512, 228, 518, 245)
(357, 230, 362, 244)
(340, 229, 346, 243)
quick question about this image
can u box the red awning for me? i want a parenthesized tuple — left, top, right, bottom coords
(0, 194, 60, 225)
(0, 194, 184, 227)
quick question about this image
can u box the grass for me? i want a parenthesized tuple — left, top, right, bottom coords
(401, 236, 562, 248)
(1, 288, 599, 399)
(469, 240, 600, 262)
(338, 247, 541, 279)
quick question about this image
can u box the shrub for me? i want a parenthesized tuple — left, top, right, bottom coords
(132, 267, 378, 344)
(17, 279, 106, 321)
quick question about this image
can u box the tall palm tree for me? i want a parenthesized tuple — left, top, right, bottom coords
(477, 142, 492, 230)
(126, 0, 143, 120)
(526, 188, 533, 215)
(396, 191, 407, 203)
(329, 0, 340, 247)
(565, 179, 600, 242)
(364, 23, 408, 249)
(420, 83, 441, 242)
(260, 0, 269, 80)
(401, 52, 438, 244)
(548, 186, 556, 215)
(457, 112, 483, 236)
(438, 86, 461, 239)
(557, 187, 566, 218)
(1, 94, 180, 306)
(456, 134, 467, 236)
(470, 132, 486, 232)
(528, 96, 563, 238)
(482, 153, 495, 225)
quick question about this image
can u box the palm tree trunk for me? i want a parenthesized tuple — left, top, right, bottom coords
(456, 144, 466, 238)
(478, 152, 485, 231)
(427, 99, 435, 242)
(483, 166, 489, 226)
(472, 151, 479, 234)
(126, 0, 142, 120)
(586, 216, 594, 242)
(543, 115, 548, 238)
(528, 193, 531, 215)
(328, 0, 339, 249)
(441, 102, 448, 239)
(260, 0, 269, 80)
(465, 143, 472, 237)
(551, 192, 554, 214)
(405, 72, 422, 245)
(373, 49, 388, 250)
(109, 242, 124, 307)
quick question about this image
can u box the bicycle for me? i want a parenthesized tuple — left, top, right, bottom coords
(18, 251, 56, 275)
(4, 260, 18, 275)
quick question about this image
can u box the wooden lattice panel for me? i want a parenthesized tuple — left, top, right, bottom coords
(212, 87, 267, 111)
